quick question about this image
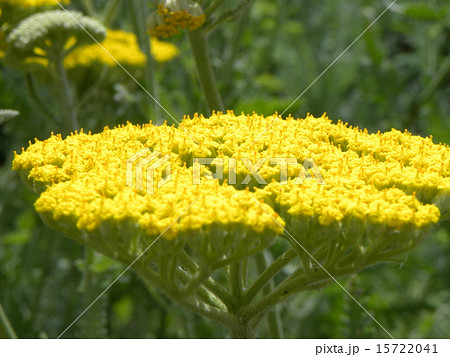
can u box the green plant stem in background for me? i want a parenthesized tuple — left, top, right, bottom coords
(132, 0, 162, 123)
(25, 74, 59, 126)
(205, 0, 226, 17)
(0, 302, 18, 338)
(76, 65, 109, 111)
(255, 252, 284, 338)
(81, 0, 97, 17)
(205, 0, 253, 32)
(187, 29, 224, 113)
(222, 5, 250, 99)
(82, 247, 95, 294)
(55, 54, 79, 130)
(102, 0, 122, 27)
(405, 56, 450, 129)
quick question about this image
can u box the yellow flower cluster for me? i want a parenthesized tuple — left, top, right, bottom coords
(150, 37, 179, 62)
(0, 0, 69, 8)
(21, 29, 178, 68)
(12, 112, 450, 268)
(149, 4, 205, 38)
(64, 29, 146, 68)
(12, 118, 284, 248)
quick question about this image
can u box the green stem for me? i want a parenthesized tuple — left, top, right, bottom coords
(405, 55, 450, 129)
(175, 268, 226, 310)
(187, 29, 224, 113)
(246, 262, 359, 325)
(137, 266, 236, 329)
(205, 0, 253, 32)
(222, 4, 250, 99)
(420, 56, 450, 102)
(244, 249, 297, 303)
(132, 0, 162, 122)
(205, 0, 226, 17)
(245, 273, 325, 324)
(179, 250, 236, 310)
(0, 302, 17, 339)
(230, 321, 256, 338)
(25, 74, 58, 126)
(76, 65, 109, 111)
(81, 247, 95, 299)
(81, 0, 97, 17)
(102, 0, 122, 27)
(55, 55, 79, 130)
(211, 245, 268, 270)
(255, 252, 284, 338)
(229, 260, 244, 300)
(182, 266, 210, 295)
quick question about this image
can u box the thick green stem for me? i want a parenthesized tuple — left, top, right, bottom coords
(255, 252, 284, 338)
(230, 321, 256, 338)
(229, 260, 244, 301)
(0, 302, 17, 339)
(82, 247, 95, 293)
(187, 29, 224, 113)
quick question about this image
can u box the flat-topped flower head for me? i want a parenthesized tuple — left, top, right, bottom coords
(13, 112, 450, 281)
(13, 119, 283, 270)
(6, 10, 106, 59)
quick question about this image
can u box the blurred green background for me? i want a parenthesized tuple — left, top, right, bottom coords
(0, 0, 449, 338)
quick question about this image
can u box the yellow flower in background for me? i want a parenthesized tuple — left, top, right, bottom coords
(20, 29, 179, 68)
(0, 0, 70, 8)
(64, 29, 146, 68)
(151, 37, 179, 62)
